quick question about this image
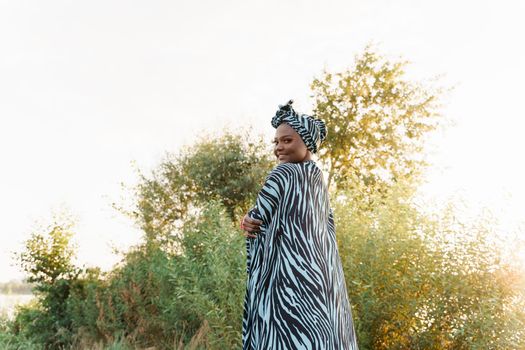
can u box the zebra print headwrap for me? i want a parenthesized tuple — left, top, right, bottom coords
(271, 99, 327, 154)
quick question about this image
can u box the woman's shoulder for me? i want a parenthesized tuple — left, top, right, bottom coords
(270, 161, 302, 173)
(265, 163, 292, 181)
(267, 161, 318, 179)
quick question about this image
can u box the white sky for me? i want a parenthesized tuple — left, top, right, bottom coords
(1, 0, 524, 282)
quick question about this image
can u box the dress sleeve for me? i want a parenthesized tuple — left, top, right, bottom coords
(248, 165, 287, 227)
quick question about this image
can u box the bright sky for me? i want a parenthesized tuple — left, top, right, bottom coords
(1, 0, 524, 283)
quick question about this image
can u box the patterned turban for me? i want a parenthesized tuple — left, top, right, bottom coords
(271, 99, 327, 154)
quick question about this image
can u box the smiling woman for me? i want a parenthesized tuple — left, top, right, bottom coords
(273, 123, 312, 164)
(240, 101, 359, 349)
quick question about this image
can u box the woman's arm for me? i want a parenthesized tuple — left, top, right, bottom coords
(242, 164, 289, 237)
(254, 169, 286, 222)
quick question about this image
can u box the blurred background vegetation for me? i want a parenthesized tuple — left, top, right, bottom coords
(1, 48, 524, 349)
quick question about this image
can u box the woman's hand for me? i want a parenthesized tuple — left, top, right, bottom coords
(241, 214, 262, 239)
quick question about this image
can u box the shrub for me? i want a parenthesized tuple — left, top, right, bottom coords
(335, 178, 525, 349)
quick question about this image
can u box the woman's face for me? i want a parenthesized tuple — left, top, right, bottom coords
(273, 123, 310, 163)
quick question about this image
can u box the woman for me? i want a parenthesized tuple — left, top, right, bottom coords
(241, 100, 359, 350)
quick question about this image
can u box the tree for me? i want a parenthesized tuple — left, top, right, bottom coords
(18, 223, 77, 287)
(311, 46, 449, 209)
(176, 130, 274, 221)
(126, 128, 275, 246)
(15, 217, 80, 349)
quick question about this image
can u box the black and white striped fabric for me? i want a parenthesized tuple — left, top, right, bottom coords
(271, 100, 327, 154)
(242, 160, 359, 349)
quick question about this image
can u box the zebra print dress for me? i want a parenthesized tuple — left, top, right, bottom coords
(242, 159, 358, 350)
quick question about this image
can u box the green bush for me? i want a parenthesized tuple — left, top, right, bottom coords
(66, 246, 173, 348)
(14, 222, 79, 349)
(167, 200, 246, 348)
(59, 200, 244, 349)
(1, 315, 43, 350)
(335, 178, 525, 349)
